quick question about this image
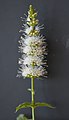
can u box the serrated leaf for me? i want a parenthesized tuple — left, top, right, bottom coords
(16, 102, 32, 112)
(34, 102, 56, 109)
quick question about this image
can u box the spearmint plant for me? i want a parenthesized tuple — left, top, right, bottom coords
(16, 5, 55, 120)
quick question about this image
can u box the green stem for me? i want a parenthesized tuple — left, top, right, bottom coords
(31, 76, 35, 120)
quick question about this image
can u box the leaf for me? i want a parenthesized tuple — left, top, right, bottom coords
(16, 102, 55, 112)
(16, 102, 32, 112)
(34, 102, 56, 109)
(16, 114, 28, 120)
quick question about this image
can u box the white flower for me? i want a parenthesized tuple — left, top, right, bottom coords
(23, 45, 45, 56)
(24, 36, 44, 45)
(35, 25, 44, 31)
(18, 14, 48, 78)
(22, 67, 31, 77)
(23, 56, 43, 66)
(27, 17, 30, 21)
(24, 36, 35, 45)
(23, 46, 32, 54)
(25, 26, 33, 34)
(22, 66, 47, 77)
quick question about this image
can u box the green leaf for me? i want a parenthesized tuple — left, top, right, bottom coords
(34, 102, 56, 109)
(16, 102, 32, 112)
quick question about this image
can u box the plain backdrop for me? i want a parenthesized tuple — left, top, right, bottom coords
(0, 0, 69, 120)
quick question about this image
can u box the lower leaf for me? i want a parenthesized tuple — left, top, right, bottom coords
(16, 102, 32, 112)
(16, 114, 28, 120)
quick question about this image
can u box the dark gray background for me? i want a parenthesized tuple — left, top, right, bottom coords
(0, 0, 69, 120)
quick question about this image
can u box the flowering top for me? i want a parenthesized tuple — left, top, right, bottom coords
(18, 5, 48, 78)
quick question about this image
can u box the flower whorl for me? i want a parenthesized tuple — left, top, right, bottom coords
(18, 5, 48, 78)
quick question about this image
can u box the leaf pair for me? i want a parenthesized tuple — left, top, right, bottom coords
(16, 102, 55, 112)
